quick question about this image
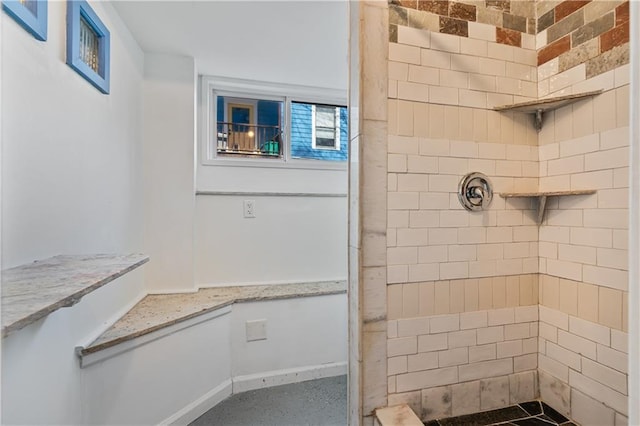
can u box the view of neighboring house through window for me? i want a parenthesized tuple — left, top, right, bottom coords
(314, 105, 340, 149)
(208, 78, 348, 163)
(290, 102, 348, 162)
(216, 96, 283, 157)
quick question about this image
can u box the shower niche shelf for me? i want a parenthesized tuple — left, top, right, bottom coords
(494, 90, 603, 132)
(499, 189, 597, 224)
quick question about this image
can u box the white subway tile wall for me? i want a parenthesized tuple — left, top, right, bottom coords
(381, 5, 630, 424)
(388, 308, 539, 420)
(539, 306, 629, 420)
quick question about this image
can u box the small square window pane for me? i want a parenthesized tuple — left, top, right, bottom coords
(216, 96, 283, 158)
(316, 106, 335, 128)
(20, 0, 37, 16)
(80, 17, 100, 73)
(291, 102, 348, 162)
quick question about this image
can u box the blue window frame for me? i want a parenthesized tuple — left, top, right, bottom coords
(2, 0, 47, 41)
(66, 0, 110, 94)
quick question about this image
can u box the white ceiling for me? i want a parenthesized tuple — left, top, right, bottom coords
(113, 1, 349, 90)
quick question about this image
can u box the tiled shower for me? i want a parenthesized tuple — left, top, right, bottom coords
(354, 1, 630, 425)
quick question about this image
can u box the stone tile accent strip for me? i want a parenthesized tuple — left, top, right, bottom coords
(2, 253, 149, 338)
(585, 43, 629, 80)
(538, 9, 555, 33)
(554, 0, 589, 23)
(615, 1, 629, 26)
(536, 0, 630, 79)
(486, 0, 510, 13)
(546, 8, 584, 43)
(497, 27, 522, 47)
(389, 1, 535, 46)
(558, 37, 599, 73)
(538, 35, 571, 65)
(503, 13, 527, 33)
(449, 2, 476, 22)
(571, 12, 614, 47)
(601, 20, 629, 53)
(440, 16, 468, 37)
(418, 0, 449, 16)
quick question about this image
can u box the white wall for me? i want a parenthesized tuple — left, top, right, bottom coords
(195, 195, 347, 286)
(142, 54, 197, 293)
(1, 1, 146, 423)
(1, 0, 144, 268)
(82, 309, 232, 425)
(2, 270, 146, 425)
(77, 294, 346, 425)
(116, 1, 350, 289)
(188, 1, 350, 286)
(230, 295, 348, 379)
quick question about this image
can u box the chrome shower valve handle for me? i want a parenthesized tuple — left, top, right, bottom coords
(458, 172, 493, 211)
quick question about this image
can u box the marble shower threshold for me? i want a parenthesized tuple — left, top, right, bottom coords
(424, 401, 577, 426)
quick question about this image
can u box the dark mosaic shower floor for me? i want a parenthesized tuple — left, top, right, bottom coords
(424, 401, 577, 426)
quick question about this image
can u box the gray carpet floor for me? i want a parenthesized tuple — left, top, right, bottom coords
(189, 375, 348, 426)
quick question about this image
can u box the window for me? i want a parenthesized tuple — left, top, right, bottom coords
(2, 0, 47, 41)
(202, 76, 348, 166)
(291, 102, 347, 162)
(216, 96, 283, 157)
(313, 105, 340, 150)
(66, 0, 110, 94)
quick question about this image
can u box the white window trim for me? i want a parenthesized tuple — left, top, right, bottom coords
(311, 105, 341, 151)
(200, 75, 347, 170)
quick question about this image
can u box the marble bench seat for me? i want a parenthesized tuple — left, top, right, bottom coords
(77, 280, 347, 361)
(1, 254, 149, 338)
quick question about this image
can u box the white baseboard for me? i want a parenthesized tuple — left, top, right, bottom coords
(232, 361, 348, 394)
(160, 379, 233, 426)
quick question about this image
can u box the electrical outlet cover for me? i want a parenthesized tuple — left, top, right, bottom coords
(246, 319, 267, 341)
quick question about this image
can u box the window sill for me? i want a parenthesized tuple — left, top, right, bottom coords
(201, 157, 348, 171)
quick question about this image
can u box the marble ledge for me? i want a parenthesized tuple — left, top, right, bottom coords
(79, 280, 347, 356)
(2, 254, 149, 338)
(375, 404, 423, 426)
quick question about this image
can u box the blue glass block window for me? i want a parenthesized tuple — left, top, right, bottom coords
(66, 0, 110, 94)
(2, 0, 48, 41)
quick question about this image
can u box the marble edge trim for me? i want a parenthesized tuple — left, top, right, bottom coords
(79, 299, 236, 355)
(1, 256, 150, 339)
(79, 285, 347, 356)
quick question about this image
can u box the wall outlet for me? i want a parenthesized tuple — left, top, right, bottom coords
(243, 200, 255, 218)
(246, 319, 267, 342)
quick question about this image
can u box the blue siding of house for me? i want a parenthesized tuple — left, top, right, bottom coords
(257, 101, 280, 126)
(290, 104, 348, 161)
(217, 97, 224, 122)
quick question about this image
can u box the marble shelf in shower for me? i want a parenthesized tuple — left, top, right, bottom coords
(493, 90, 603, 132)
(499, 190, 597, 224)
(1, 253, 149, 338)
